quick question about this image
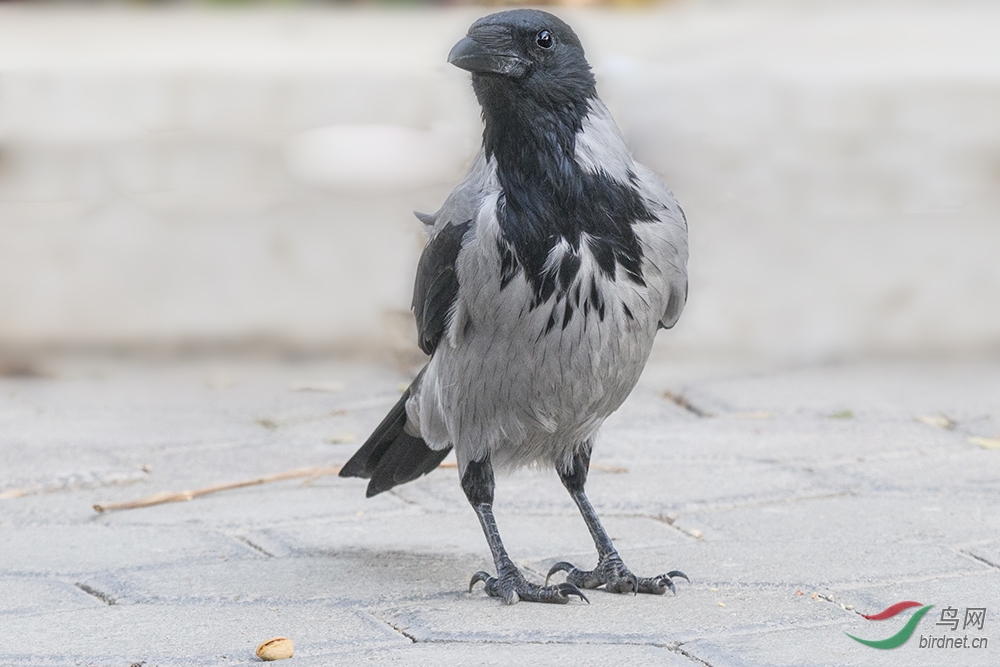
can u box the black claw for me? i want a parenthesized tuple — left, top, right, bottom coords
(545, 561, 576, 586)
(469, 570, 494, 593)
(548, 557, 688, 597)
(469, 570, 590, 604)
(476, 562, 685, 602)
(558, 583, 590, 604)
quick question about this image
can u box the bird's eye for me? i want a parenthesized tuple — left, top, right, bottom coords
(536, 30, 553, 49)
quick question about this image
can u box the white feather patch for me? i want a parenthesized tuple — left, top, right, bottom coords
(574, 99, 634, 185)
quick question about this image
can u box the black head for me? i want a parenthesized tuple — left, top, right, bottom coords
(448, 12, 651, 318)
(448, 10, 596, 113)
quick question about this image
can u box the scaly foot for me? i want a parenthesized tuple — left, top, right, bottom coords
(470, 568, 589, 605)
(545, 554, 689, 595)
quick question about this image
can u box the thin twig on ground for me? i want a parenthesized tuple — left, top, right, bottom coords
(92, 465, 343, 513)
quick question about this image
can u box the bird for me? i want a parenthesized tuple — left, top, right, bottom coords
(340, 9, 689, 605)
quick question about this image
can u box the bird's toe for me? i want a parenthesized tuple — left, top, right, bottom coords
(469, 568, 589, 605)
(469, 570, 496, 593)
(547, 555, 689, 596)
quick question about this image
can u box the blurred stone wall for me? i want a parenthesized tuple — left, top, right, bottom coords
(0, 3, 998, 361)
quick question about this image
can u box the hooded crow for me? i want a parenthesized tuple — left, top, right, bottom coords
(340, 9, 689, 605)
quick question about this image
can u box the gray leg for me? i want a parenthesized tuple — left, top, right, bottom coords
(547, 448, 689, 595)
(463, 459, 588, 605)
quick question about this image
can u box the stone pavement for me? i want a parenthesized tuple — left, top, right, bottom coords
(2, 356, 999, 666)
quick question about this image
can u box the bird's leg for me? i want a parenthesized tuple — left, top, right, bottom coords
(463, 458, 588, 605)
(547, 448, 689, 595)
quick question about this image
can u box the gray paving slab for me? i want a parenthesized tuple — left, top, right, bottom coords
(389, 461, 839, 517)
(0, 525, 257, 575)
(683, 621, 992, 667)
(818, 447, 1000, 497)
(373, 586, 845, 646)
(0, 578, 102, 616)
(673, 363, 1000, 420)
(0, 603, 407, 667)
(605, 411, 967, 466)
(966, 541, 1000, 569)
(686, 572, 1000, 667)
(673, 494, 1000, 546)
(243, 512, 686, 562)
(92, 482, 420, 530)
(77, 551, 481, 606)
(838, 570, 999, 609)
(1, 358, 999, 666)
(300, 643, 697, 667)
(529, 540, 985, 592)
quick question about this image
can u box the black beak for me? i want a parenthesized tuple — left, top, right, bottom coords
(448, 35, 529, 77)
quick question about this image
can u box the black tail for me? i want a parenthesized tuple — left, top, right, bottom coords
(339, 370, 452, 497)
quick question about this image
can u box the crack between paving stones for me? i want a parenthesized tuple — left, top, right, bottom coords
(371, 612, 417, 643)
(75, 582, 116, 605)
(960, 550, 1000, 570)
(812, 591, 867, 617)
(671, 644, 714, 667)
(233, 535, 275, 558)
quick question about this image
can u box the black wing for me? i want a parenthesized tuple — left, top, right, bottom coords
(412, 220, 472, 355)
(338, 369, 452, 497)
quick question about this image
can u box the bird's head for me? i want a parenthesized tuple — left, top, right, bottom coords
(448, 10, 596, 115)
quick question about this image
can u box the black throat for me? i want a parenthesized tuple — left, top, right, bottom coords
(475, 76, 653, 309)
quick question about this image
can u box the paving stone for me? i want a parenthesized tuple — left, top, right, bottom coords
(0, 526, 256, 575)
(244, 511, 687, 563)
(374, 586, 845, 647)
(92, 481, 419, 530)
(673, 494, 1000, 546)
(391, 461, 839, 517)
(298, 642, 698, 667)
(682, 620, 990, 667)
(965, 541, 1000, 569)
(0, 578, 102, 616)
(0, 359, 405, 489)
(673, 363, 1000, 420)
(838, 570, 1000, 612)
(528, 542, 984, 592)
(604, 411, 967, 467)
(817, 447, 1000, 497)
(0, 603, 407, 666)
(685, 572, 1000, 667)
(2, 358, 999, 666)
(79, 551, 484, 606)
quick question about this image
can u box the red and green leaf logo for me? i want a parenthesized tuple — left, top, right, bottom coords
(846, 601, 934, 649)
